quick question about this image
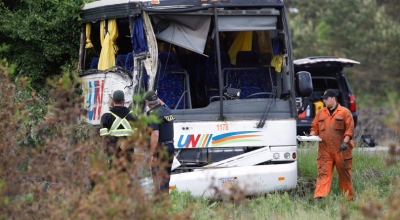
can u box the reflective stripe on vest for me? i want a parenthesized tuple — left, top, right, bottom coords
(99, 128, 110, 136)
(109, 130, 133, 136)
(100, 111, 133, 137)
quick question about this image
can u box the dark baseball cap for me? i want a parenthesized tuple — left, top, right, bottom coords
(321, 89, 337, 99)
(112, 90, 125, 101)
(144, 90, 158, 102)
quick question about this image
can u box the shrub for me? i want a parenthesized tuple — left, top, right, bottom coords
(0, 65, 192, 219)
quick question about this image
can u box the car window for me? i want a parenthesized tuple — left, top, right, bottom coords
(312, 78, 338, 90)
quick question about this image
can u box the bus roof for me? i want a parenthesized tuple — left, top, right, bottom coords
(83, 0, 149, 10)
(82, 0, 284, 22)
(83, 0, 283, 9)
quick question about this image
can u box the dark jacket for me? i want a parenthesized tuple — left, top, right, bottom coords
(147, 104, 175, 142)
(100, 106, 136, 154)
(100, 106, 135, 130)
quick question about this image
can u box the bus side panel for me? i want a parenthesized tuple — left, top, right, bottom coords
(81, 73, 134, 125)
(174, 119, 297, 148)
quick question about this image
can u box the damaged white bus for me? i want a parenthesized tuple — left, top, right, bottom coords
(78, 0, 313, 197)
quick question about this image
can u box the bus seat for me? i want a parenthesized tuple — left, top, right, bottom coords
(157, 52, 192, 109)
(226, 70, 239, 89)
(159, 52, 181, 70)
(90, 57, 99, 69)
(157, 72, 191, 109)
(236, 68, 276, 93)
(226, 51, 261, 88)
(115, 54, 127, 68)
(238, 73, 258, 87)
(240, 86, 262, 99)
(236, 51, 261, 67)
(125, 53, 134, 71)
(204, 52, 231, 97)
(157, 74, 184, 109)
(258, 69, 276, 93)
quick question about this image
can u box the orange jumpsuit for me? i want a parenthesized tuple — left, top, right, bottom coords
(310, 104, 355, 200)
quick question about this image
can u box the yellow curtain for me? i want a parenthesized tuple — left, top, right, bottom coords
(228, 31, 253, 65)
(98, 19, 119, 70)
(85, 23, 94, 49)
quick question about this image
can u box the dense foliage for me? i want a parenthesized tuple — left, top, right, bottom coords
(0, 0, 85, 91)
(286, 0, 400, 106)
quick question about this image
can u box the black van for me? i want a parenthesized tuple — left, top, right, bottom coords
(295, 56, 359, 136)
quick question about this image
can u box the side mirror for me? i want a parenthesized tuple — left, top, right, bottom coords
(296, 71, 313, 97)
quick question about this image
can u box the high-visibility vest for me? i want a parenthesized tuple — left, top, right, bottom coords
(99, 111, 133, 137)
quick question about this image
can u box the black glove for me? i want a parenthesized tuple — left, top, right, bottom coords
(338, 142, 348, 153)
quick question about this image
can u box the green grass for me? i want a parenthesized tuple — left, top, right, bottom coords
(165, 145, 400, 220)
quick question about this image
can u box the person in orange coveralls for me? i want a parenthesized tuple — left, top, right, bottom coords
(309, 89, 355, 200)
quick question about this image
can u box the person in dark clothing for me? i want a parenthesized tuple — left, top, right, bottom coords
(100, 90, 135, 167)
(144, 90, 175, 195)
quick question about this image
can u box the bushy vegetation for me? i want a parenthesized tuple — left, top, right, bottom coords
(0, 64, 177, 219)
(1, 62, 400, 219)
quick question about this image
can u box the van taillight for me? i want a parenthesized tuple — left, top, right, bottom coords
(349, 94, 356, 112)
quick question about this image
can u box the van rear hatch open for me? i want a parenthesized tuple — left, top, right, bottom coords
(294, 56, 360, 72)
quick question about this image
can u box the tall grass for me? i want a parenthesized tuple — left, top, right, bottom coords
(167, 147, 400, 220)
(1, 65, 399, 220)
